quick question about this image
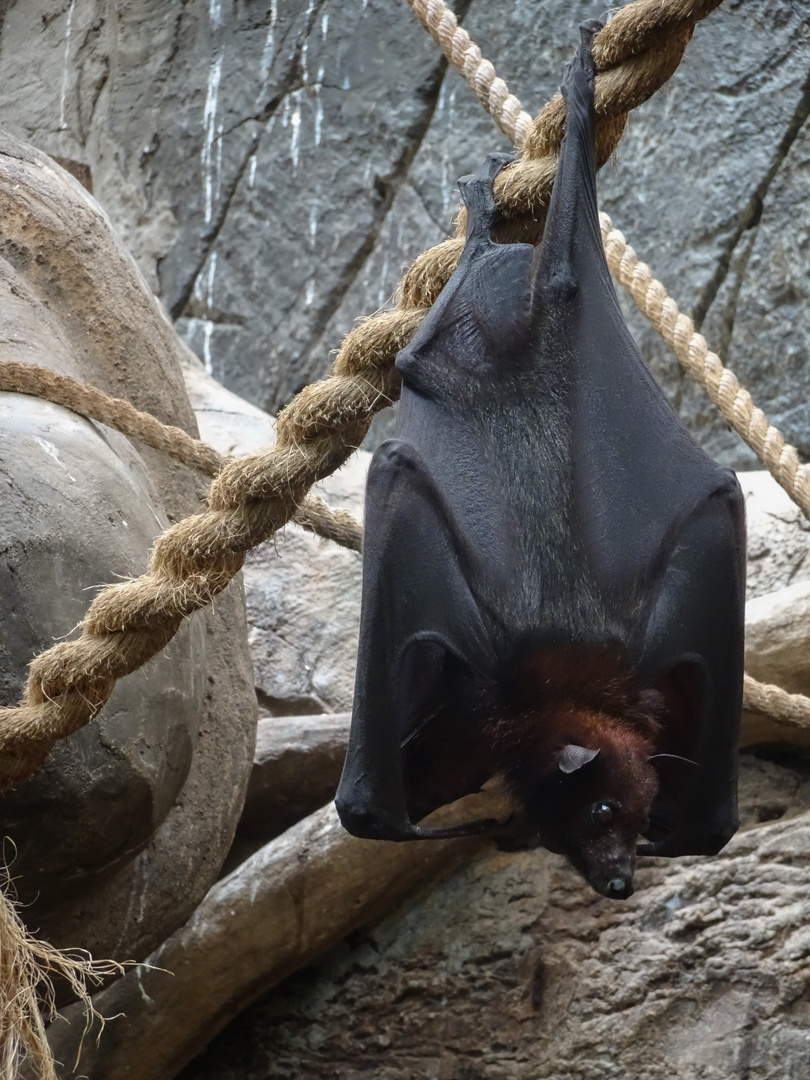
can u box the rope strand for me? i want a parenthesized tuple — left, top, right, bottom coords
(0, 360, 363, 551)
(598, 216, 810, 518)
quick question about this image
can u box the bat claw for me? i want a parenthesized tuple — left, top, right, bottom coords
(413, 816, 501, 840)
(561, 20, 603, 103)
(458, 152, 515, 243)
(578, 19, 603, 49)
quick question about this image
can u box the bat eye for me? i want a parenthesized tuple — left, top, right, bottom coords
(591, 803, 614, 827)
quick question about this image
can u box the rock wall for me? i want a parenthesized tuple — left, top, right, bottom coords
(1, 0, 807, 465)
(180, 751, 810, 1080)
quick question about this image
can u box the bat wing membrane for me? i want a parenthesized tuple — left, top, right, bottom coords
(535, 29, 746, 857)
(335, 440, 500, 840)
(638, 484, 746, 855)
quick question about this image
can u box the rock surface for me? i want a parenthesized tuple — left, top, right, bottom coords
(222, 712, 351, 873)
(741, 472, 810, 600)
(177, 749, 810, 1080)
(241, 713, 350, 833)
(0, 394, 205, 912)
(745, 581, 810, 697)
(0, 132, 256, 961)
(1, 0, 807, 467)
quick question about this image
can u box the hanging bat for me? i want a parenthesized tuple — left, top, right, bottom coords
(335, 22, 746, 900)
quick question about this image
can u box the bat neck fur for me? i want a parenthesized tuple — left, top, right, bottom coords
(490, 646, 664, 772)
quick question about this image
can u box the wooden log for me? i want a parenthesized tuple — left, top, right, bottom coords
(48, 797, 505, 1080)
(220, 713, 351, 873)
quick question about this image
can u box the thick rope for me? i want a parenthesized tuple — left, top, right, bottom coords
(0, 360, 362, 552)
(0, 0, 792, 793)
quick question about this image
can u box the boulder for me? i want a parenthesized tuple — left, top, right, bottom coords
(745, 581, 810, 697)
(235, 712, 351, 847)
(220, 711, 350, 874)
(741, 471, 810, 600)
(0, 395, 205, 910)
(0, 133, 256, 961)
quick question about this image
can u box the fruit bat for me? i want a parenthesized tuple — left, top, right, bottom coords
(335, 22, 746, 899)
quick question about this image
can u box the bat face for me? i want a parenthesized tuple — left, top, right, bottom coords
(490, 666, 663, 899)
(515, 725, 660, 899)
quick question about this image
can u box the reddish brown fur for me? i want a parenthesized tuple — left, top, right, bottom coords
(483, 646, 665, 896)
(402, 644, 668, 896)
(486, 646, 663, 766)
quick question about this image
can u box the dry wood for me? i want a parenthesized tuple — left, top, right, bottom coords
(48, 799, 507, 1080)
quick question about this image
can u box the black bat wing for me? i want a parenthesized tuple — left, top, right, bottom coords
(335, 438, 503, 840)
(637, 488, 746, 856)
(533, 27, 746, 856)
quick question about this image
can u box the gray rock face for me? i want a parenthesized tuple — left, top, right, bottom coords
(742, 471, 810, 599)
(3, 0, 807, 467)
(0, 395, 205, 912)
(0, 131, 256, 961)
(179, 749, 810, 1080)
(222, 712, 351, 873)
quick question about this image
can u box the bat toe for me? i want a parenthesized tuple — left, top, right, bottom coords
(458, 153, 516, 241)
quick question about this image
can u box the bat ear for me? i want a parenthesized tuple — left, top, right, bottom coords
(557, 744, 600, 774)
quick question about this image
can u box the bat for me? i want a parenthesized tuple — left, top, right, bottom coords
(335, 22, 746, 899)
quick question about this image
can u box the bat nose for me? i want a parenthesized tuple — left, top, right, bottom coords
(605, 876, 634, 900)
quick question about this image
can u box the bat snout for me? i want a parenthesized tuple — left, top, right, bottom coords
(585, 854, 636, 900)
(603, 875, 634, 900)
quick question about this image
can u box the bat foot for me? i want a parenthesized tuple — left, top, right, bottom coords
(578, 19, 603, 50)
(457, 152, 515, 244)
(561, 20, 603, 104)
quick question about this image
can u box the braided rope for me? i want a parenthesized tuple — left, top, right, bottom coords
(0, 360, 363, 551)
(0, 0, 774, 790)
(408, 0, 533, 146)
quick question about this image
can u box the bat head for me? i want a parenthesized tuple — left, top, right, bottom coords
(492, 649, 664, 899)
(536, 721, 659, 899)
